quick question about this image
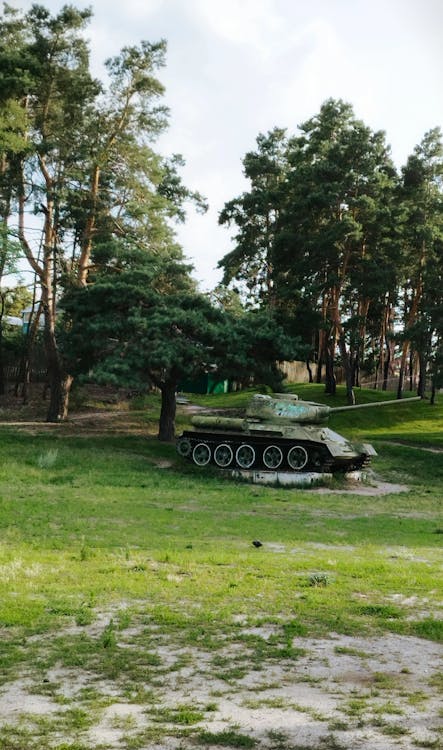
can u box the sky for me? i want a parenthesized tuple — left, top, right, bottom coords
(8, 0, 443, 290)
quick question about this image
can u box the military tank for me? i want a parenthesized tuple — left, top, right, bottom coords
(176, 393, 420, 474)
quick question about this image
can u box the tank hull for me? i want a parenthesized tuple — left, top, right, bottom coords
(176, 428, 374, 474)
(176, 393, 386, 475)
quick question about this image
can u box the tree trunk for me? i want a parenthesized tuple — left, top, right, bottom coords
(158, 381, 177, 441)
(0, 297, 5, 396)
(408, 348, 415, 392)
(324, 342, 336, 395)
(306, 358, 313, 383)
(43, 295, 73, 421)
(417, 350, 427, 398)
(315, 353, 323, 384)
(78, 163, 100, 286)
(0, 325, 5, 396)
(352, 353, 360, 388)
(396, 341, 409, 399)
(338, 332, 355, 405)
(45, 325, 73, 421)
(382, 342, 391, 392)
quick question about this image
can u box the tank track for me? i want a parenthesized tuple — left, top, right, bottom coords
(177, 430, 337, 473)
(330, 453, 372, 473)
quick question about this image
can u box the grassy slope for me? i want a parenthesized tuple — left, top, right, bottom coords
(0, 385, 441, 656)
(0, 386, 441, 749)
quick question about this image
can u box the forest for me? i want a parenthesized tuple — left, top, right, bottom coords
(0, 4, 442, 439)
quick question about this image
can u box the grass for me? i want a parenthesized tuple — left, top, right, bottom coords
(0, 384, 442, 747)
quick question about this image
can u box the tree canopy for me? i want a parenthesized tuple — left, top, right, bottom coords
(61, 255, 303, 439)
(219, 99, 443, 402)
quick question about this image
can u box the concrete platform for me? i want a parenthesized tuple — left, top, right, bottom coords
(230, 469, 365, 486)
(231, 469, 333, 486)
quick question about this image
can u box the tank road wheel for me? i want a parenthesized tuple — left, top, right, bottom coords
(287, 445, 308, 471)
(192, 442, 211, 466)
(214, 443, 234, 468)
(176, 437, 192, 458)
(235, 444, 255, 469)
(310, 449, 324, 470)
(263, 445, 283, 470)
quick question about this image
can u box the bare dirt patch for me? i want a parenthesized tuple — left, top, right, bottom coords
(1, 618, 442, 749)
(315, 478, 410, 496)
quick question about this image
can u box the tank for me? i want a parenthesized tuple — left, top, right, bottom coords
(176, 393, 420, 474)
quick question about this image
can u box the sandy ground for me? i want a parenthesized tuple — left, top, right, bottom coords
(0, 616, 442, 749)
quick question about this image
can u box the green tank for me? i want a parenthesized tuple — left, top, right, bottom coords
(176, 393, 420, 474)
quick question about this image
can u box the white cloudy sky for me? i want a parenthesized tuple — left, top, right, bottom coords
(9, 0, 443, 289)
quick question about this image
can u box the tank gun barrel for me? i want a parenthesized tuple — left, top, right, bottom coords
(191, 415, 247, 431)
(330, 396, 421, 413)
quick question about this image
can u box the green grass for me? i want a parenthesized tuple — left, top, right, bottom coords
(0, 385, 442, 747)
(0, 387, 442, 643)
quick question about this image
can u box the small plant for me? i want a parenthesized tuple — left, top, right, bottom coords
(100, 621, 117, 649)
(151, 704, 204, 725)
(309, 572, 331, 587)
(428, 672, 443, 692)
(267, 729, 290, 749)
(328, 719, 349, 731)
(412, 618, 443, 642)
(379, 722, 409, 737)
(372, 672, 398, 689)
(197, 729, 256, 747)
(358, 604, 402, 619)
(37, 448, 59, 469)
(75, 606, 93, 626)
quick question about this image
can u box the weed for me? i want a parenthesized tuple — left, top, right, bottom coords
(197, 729, 256, 747)
(150, 704, 205, 725)
(116, 609, 132, 630)
(100, 621, 117, 649)
(75, 606, 93, 626)
(429, 672, 443, 692)
(267, 729, 290, 749)
(412, 618, 443, 642)
(379, 722, 409, 736)
(242, 697, 290, 710)
(37, 449, 59, 469)
(214, 665, 248, 682)
(328, 719, 349, 731)
(110, 713, 138, 730)
(287, 736, 346, 750)
(372, 700, 403, 715)
(406, 690, 429, 707)
(309, 572, 331, 587)
(372, 672, 399, 690)
(358, 603, 403, 619)
(342, 697, 368, 717)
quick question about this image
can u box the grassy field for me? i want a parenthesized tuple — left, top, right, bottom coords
(0, 384, 442, 749)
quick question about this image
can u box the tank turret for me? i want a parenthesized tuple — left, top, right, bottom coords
(176, 393, 420, 474)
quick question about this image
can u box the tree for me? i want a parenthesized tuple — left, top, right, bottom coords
(396, 128, 443, 398)
(218, 128, 288, 306)
(61, 256, 302, 440)
(0, 224, 24, 394)
(0, 4, 204, 420)
(219, 100, 398, 403)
